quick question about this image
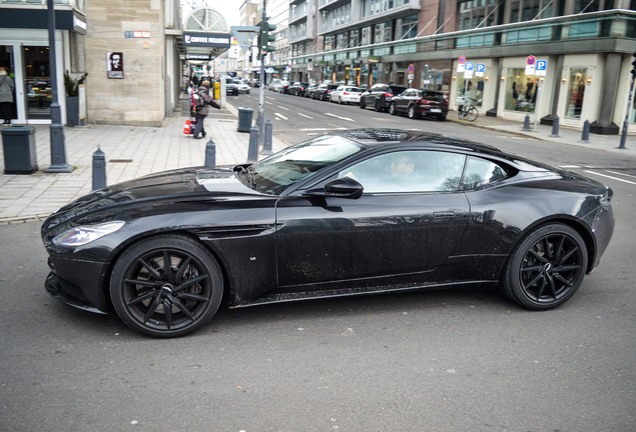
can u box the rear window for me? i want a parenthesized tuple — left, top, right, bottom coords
(389, 86, 407, 94)
(421, 91, 445, 102)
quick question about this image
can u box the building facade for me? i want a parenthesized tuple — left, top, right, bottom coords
(242, 0, 636, 134)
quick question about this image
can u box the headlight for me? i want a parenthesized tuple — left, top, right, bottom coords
(52, 221, 125, 247)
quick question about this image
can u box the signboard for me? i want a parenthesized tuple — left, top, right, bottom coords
(230, 26, 259, 50)
(408, 63, 415, 73)
(535, 59, 548, 76)
(464, 62, 474, 79)
(475, 63, 486, 77)
(183, 32, 232, 48)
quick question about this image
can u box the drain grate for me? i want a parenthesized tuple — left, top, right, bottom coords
(109, 159, 133, 163)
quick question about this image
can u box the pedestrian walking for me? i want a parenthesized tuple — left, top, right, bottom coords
(192, 80, 221, 139)
(0, 67, 15, 125)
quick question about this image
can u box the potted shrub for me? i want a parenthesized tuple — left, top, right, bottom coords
(64, 71, 88, 127)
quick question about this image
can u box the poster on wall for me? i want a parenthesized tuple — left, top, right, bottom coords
(107, 52, 124, 79)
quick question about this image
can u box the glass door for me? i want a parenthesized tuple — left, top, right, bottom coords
(23, 45, 51, 120)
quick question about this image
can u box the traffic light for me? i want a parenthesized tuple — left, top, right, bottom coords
(258, 18, 277, 56)
(631, 51, 636, 78)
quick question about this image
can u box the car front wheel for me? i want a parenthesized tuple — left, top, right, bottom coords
(502, 224, 588, 310)
(389, 103, 397, 115)
(110, 234, 224, 338)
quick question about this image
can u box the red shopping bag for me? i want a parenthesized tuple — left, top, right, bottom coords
(183, 119, 192, 135)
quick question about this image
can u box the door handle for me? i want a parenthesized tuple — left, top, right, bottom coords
(433, 211, 455, 217)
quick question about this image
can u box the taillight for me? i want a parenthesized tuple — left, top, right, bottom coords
(384, 92, 393, 97)
(343, 91, 349, 95)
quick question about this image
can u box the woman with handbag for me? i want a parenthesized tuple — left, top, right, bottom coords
(192, 80, 221, 139)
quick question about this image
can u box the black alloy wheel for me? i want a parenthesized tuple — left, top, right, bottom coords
(110, 235, 223, 337)
(374, 99, 381, 112)
(503, 224, 588, 310)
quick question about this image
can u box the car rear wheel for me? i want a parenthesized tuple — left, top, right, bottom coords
(359, 99, 366, 109)
(110, 234, 223, 338)
(502, 224, 588, 310)
(389, 103, 397, 115)
(374, 99, 381, 112)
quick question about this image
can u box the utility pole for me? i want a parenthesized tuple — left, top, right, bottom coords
(257, 0, 268, 144)
(45, 0, 73, 173)
(618, 51, 636, 150)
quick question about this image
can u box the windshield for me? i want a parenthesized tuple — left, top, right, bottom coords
(240, 135, 365, 195)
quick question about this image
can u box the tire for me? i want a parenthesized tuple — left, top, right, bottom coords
(502, 224, 588, 310)
(389, 103, 397, 116)
(338, 97, 343, 104)
(438, 115, 446, 121)
(359, 99, 366, 109)
(110, 234, 224, 338)
(374, 99, 381, 112)
(465, 107, 479, 121)
(408, 105, 419, 119)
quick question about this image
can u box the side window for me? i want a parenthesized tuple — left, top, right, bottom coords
(338, 150, 466, 193)
(461, 156, 510, 190)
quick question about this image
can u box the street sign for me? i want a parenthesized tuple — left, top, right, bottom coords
(230, 25, 259, 50)
(457, 56, 466, 73)
(408, 63, 415, 73)
(535, 59, 548, 76)
(526, 55, 536, 65)
(464, 62, 474, 79)
(525, 55, 536, 75)
(475, 63, 485, 77)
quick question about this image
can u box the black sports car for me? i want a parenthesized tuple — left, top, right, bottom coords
(41, 130, 615, 338)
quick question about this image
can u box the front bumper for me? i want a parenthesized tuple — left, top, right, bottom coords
(44, 255, 111, 314)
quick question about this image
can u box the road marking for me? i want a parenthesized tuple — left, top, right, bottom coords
(301, 127, 348, 131)
(298, 113, 313, 119)
(559, 165, 580, 169)
(274, 113, 288, 120)
(278, 106, 289, 111)
(324, 113, 354, 122)
(584, 170, 636, 185)
(606, 170, 636, 179)
(265, 101, 273, 105)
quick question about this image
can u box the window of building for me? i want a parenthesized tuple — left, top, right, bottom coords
(572, 0, 615, 13)
(324, 35, 335, 51)
(458, 0, 499, 30)
(396, 14, 418, 39)
(565, 68, 588, 119)
(374, 21, 393, 44)
(361, 26, 372, 45)
(503, 68, 539, 112)
(363, 0, 410, 18)
(508, 0, 553, 23)
(337, 33, 348, 49)
(349, 29, 360, 47)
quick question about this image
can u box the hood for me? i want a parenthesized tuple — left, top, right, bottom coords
(42, 166, 257, 231)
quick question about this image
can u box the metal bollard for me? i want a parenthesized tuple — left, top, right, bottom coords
(204, 138, 216, 167)
(521, 114, 532, 131)
(549, 115, 560, 138)
(247, 125, 259, 163)
(262, 120, 273, 155)
(579, 120, 590, 143)
(92, 146, 107, 191)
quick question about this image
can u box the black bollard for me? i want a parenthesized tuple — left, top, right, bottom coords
(262, 120, 273, 155)
(579, 120, 590, 143)
(91, 146, 106, 191)
(204, 138, 216, 167)
(521, 114, 532, 131)
(247, 125, 259, 163)
(549, 115, 560, 138)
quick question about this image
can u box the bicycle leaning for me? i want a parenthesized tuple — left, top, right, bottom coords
(457, 98, 479, 121)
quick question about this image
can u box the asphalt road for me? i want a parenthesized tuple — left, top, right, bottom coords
(1, 99, 635, 431)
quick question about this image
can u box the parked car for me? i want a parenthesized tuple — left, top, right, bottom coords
(329, 86, 362, 104)
(360, 84, 407, 112)
(267, 79, 283, 91)
(41, 129, 615, 338)
(236, 83, 251, 94)
(278, 81, 291, 94)
(287, 82, 310, 96)
(225, 82, 239, 96)
(304, 83, 319, 98)
(389, 88, 449, 120)
(313, 84, 339, 101)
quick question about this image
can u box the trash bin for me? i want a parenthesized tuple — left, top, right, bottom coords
(237, 107, 254, 133)
(1, 126, 38, 174)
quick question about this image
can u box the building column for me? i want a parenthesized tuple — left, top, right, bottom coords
(590, 53, 621, 135)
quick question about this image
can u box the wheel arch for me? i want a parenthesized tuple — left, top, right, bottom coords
(102, 229, 232, 311)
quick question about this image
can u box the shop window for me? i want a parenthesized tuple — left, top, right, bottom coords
(24, 45, 51, 120)
(565, 68, 588, 119)
(504, 68, 538, 112)
(456, 77, 485, 108)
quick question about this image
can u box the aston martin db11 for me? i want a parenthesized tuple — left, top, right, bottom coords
(41, 129, 615, 337)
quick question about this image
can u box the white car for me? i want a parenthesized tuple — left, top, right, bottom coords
(236, 83, 251, 94)
(329, 86, 362, 104)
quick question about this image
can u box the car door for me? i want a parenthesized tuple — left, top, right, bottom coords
(274, 149, 471, 292)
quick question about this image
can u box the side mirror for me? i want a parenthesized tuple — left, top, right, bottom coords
(303, 176, 364, 199)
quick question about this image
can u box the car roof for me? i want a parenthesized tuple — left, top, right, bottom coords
(324, 129, 502, 154)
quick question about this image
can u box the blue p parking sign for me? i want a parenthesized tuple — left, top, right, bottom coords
(535, 59, 548, 76)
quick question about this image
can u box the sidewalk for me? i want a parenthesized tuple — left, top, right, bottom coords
(0, 100, 634, 224)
